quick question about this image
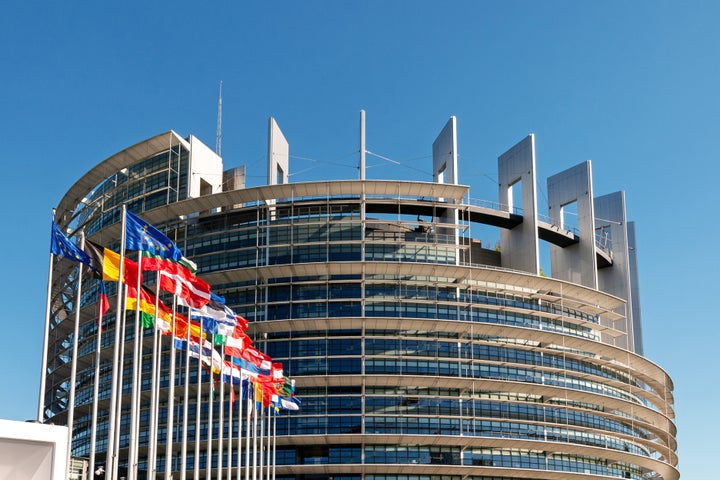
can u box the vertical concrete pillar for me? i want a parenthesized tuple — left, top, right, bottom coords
(595, 191, 634, 351)
(627, 221, 644, 354)
(359, 110, 366, 181)
(268, 117, 289, 186)
(547, 161, 598, 288)
(498, 134, 539, 275)
(432, 117, 459, 264)
(267, 117, 289, 223)
(432, 116, 458, 186)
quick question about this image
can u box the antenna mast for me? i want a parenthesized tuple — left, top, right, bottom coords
(215, 80, 223, 156)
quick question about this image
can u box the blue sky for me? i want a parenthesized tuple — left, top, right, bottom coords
(0, 1, 713, 477)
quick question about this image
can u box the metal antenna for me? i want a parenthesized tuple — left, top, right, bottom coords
(216, 80, 223, 156)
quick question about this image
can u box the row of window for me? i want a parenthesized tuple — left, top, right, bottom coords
(73, 389, 650, 445)
(300, 395, 646, 438)
(77, 150, 188, 236)
(274, 357, 642, 405)
(73, 400, 652, 460)
(74, 147, 185, 229)
(360, 339, 629, 383)
(73, 441, 644, 480)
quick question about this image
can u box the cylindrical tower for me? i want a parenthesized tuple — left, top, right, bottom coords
(43, 129, 678, 480)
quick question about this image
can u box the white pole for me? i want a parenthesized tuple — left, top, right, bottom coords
(258, 399, 264, 480)
(217, 345, 225, 480)
(113, 288, 130, 480)
(107, 204, 128, 480)
(38, 237, 55, 422)
(128, 251, 144, 480)
(148, 272, 162, 478)
(194, 319, 203, 480)
(206, 337, 215, 480)
(265, 405, 271, 480)
(272, 407, 276, 480)
(165, 296, 179, 480)
(65, 233, 86, 479)
(88, 281, 105, 479)
(226, 372, 234, 480)
(252, 387, 258, 480)
(244, 394, 252, 480)
(235, 379, 244, 480)
(181, 311, 192, 480)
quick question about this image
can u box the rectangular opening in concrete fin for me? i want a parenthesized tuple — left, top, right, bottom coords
(509, 178, 522, 214)
(561, 200, 578, 232)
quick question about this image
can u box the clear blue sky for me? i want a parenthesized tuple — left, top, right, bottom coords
(0, 1, 713, 477)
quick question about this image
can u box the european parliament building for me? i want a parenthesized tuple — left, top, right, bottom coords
(42, 115, 679, 480)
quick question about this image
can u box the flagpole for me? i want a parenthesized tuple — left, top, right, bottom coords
(128, 251, 144, 480)
(272, 406, 276, 480)
(256, 388, 265, 480)
(217, 344, 226, 480)
(234, 377, 243, 480)
(258, 394, 265, 480)
(88, 281, 104, 480)
(112, 287, 130, 480)
(107, 204, 128, 480)
(37, 248, 53, 423)
(194, 316, 202, 480)
(65, 232, 87, 479)
(38, 210, 59, 423)
(181, 309, 192, 480)
(263, 404, 268, 480)
(252, 384, 258, 480)
(267, 401, 275, 480)
(265, 400, 273, 480)
(148, 271, 162, 478)
(206, 333, 215, 480)
(165, 295, 179, 480)
(226, 366, 234, 480)
(245, 392, 252, 480)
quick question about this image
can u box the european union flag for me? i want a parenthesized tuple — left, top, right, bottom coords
(50, 221, 92, 265)
(125, 209, 183, 261)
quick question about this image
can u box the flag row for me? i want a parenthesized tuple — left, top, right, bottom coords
(50, 210, 299, 411)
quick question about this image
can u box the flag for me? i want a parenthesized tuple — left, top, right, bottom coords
(235, 315, 249, 332)
(142, 251, 197, 274)
(271, 362, 284, 383)
(97, 281, 109, 333)
(230, 356, 260, 378)
(125, 285, 158, 329)
(223, 327, 248, 358)
(82, 241, 105, 278)
(256, 379, 277, 407)
(125, 209, 183, 261)
(272, 395, 300, 411)
(103, 247, 139, 283)
(159, 270, 211, 309)
(83, 241, 140, 284)
(254, 381, 264, 409)
(279, 377, 295, 397)
(221, 360, 245, 385)
(189, 293, 230, 330)
(144, 250, 209, 312)
(175, 337, 223, 372)
(173, 316, 206, 343)
(125, 284, 176, 333)
(50, 221, 91, 265)
(240, 345, 272, 373)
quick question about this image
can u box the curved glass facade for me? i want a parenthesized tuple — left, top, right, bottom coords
(43, 131, 678, 480)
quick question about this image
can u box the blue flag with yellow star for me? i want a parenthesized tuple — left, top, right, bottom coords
(125, 209, 183, 261)
(50, 221, 92, 265)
